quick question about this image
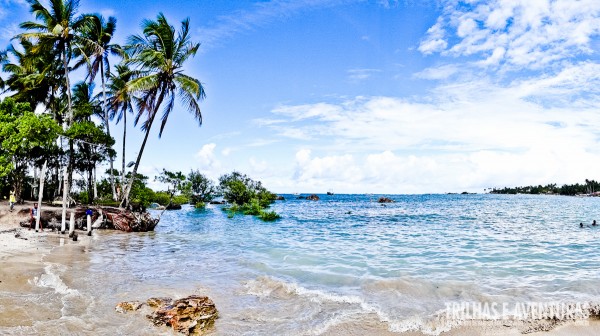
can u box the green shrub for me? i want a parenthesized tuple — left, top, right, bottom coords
(152, 191, 171, 206)
(259, 210, 281, 221)
(241, 199, 262, 216)
(195, 202, 206, 209)
(257, 189, 277, 208)
(172, 194, 189, 205)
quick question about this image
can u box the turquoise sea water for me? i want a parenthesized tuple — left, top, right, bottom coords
(8, 194, 600, 335)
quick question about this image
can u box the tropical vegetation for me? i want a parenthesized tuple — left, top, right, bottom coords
(0, 0, 209, 211)
(490, 179, 600, 196)
(219, 171, 279, 221)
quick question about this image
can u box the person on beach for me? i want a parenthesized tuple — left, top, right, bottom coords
(30, 203, 40, 230)
(9, 191, 16, 212)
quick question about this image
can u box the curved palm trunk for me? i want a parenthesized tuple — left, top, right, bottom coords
(120, 112, 155, 208)
(120, 91, 165, 208)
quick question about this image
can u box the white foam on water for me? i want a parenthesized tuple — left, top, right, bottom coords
(30, 262, 95, 319)
(243, 276, 600, 335)
(244, 276, 405, 333)
(32, 263, 77, 296)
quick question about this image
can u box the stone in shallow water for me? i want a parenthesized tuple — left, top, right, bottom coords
(115, 300, 144, 313)
(116, 295, 218, 335)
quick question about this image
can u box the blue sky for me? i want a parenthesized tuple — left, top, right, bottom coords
(2, 0, 600, 193)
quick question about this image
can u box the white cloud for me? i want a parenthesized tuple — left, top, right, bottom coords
(221, 147, 233, 156)
(258, 62, 600, 193)
(418, 19, 447, 54)
(347, 68, 381, 82)
(249, 157, 269, 174)
(419, 0, 600, 69)
(413, 64, 460, 80)
(280, 145, 600, 194)
(195, 143, 221, 179)
(293, 149, 362, 189)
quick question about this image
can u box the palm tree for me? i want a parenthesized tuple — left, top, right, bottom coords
(2, 39, 63, 117)
(106, 63, 137, 199)
(18, 0, 90, 127)
(70, 81, 114, 203)
(77, 13, 120, 200)
(120, 13, 205, 207)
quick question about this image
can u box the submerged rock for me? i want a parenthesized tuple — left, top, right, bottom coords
(166, 203, 182, 210)
(377, 197, 394, 203)
(117, 295, 218, 335)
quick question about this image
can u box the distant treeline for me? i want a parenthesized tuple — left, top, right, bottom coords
(490, 179, 600, 196)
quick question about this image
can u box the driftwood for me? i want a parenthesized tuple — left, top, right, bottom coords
(19, 206, 159, 232)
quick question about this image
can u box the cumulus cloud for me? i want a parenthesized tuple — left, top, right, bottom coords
(418, 19, 447, 54)
(285, 145, 600, 194)
(419, 0, 600, 70)
(260, 62, 600, 193)
(195, 143, 222, 179)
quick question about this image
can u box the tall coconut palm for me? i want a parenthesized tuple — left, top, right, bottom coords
(77, 14, 120, 200)
(18, 0, 90, 127)
(19, 0, 91, 221)
(120, 13, 205, 207)
(106, 63, 137, 199)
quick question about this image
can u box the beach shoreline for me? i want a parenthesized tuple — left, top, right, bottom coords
(1, 200, 600, 335)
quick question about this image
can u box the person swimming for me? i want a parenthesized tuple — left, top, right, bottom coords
(580, 222, 584, 228)
(593, 220, 597, 226)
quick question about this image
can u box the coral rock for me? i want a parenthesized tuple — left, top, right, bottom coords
(115, 301, 144, 313)
(118, 295, 218, 335)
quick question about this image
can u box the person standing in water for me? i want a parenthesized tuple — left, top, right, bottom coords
(593, 220, 597, 226)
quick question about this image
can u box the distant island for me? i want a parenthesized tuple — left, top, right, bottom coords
(489, 179, 600, 196)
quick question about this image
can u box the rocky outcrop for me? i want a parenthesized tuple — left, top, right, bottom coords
(377, 197, 394, 203)
(209, 200, 225, 205)
(276, 195, 285, 200)
(116, 295, 218, 335)
(306, 194, 320, 201)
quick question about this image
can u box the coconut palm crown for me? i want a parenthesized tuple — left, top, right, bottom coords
(120, 13, 205, 207)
